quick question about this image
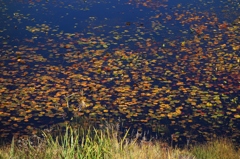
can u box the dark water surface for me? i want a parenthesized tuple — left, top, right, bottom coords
(0, 0, 240, 145)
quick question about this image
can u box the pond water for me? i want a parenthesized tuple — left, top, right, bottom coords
(0, 0, 240, 145)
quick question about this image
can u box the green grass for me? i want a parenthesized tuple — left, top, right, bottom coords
(0, 123, 240, 159)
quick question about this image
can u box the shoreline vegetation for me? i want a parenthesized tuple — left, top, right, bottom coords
(0, 117, 240, 159)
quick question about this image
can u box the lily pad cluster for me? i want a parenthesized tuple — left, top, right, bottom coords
(0, 0, 239, 144)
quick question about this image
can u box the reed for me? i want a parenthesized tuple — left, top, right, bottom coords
(0, 121, 240, 159)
